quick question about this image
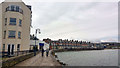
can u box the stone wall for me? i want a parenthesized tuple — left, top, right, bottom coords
(51, 50, 66, 66)
(2, 52, 39, 68)
(53, 48, 104, 53)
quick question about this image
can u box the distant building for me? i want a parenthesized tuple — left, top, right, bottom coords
(0, 0, 32, 55)
(43, 38, 91, 49)
(101, 42, 120, 49)
(30, 40, 49, 51)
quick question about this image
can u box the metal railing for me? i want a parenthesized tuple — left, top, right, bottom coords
(0, 50, 34, 58)
(6, 7, 23, 14)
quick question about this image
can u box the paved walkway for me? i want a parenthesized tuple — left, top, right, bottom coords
(13, 51, 61, 66)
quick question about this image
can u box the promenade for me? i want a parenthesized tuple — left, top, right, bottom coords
(12, 50, 61, 67)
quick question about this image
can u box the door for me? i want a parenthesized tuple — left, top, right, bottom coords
(11, 44, 14, 55)
(17, 44, 20, 56)
(8, 44, 10, 55)
(17, 44, 20, 51)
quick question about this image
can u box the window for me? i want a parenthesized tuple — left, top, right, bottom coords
(9, 18, 16, 25)
(4, 31, 6, 39)
(5, 18, 7, 25)
(16, 6, 19, 12)
(19, 19, 22, 26)
(6, 5, 23, 14)
(8, 30, 16, 38)
(18, 31, 21, 39)
(11, 5, 15, 11)
(2, 44, 5, 52)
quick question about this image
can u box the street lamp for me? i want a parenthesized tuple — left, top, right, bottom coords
(34, 28, 41, 56)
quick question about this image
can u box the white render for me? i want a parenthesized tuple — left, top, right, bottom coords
(0, 1, 31, 52)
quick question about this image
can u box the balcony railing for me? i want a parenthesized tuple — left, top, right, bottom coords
(6, 7, 23, 14)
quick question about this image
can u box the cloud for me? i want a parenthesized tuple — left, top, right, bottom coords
(0, 0, 118, 42)
(28, 2, 118, 42)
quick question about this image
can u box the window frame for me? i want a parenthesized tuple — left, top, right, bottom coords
(8, 30, 16, 38)
(3, 31, 6, 39)
(16, 6, 19, 12)
(11, 5, 15, 11)
(9, 18, 16, 25)
(19, 19, 22, 26)
(18, 31, 21, 39)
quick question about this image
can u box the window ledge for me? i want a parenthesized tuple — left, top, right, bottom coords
(9, 24, 16, 26)
(8, 37, 16, 39)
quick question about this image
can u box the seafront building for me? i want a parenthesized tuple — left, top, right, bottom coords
(43, 38, 92, 49)
(0, 0, 32, 55)
(43, 38, 119, 49)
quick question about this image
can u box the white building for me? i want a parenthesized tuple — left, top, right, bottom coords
(30, 40, 49, 50)
(0, 0, 32, 55)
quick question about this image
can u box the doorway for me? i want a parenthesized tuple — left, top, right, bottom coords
(11, 44, 14, 55)
(7, 44, 10, 56)
(17, 44, 20, 56)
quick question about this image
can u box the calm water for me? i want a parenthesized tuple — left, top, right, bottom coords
(56, 49, 119, 66)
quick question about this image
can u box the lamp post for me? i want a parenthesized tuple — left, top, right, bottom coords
(34, 28, 41, 56)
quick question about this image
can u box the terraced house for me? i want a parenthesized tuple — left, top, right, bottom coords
(43, 38, 92, 49)
(0, 0, 32, 56)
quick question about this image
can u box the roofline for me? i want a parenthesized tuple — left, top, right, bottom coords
(0, 1, 32, 12)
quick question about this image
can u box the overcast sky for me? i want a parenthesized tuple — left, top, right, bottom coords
(0, 0, 119, 42)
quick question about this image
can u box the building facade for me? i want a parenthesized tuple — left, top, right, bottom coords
(43, 38, 92, 49)
(0, 0, 32, 55)
(43, 38, 109, 50)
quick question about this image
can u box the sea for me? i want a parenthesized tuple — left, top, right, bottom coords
(56, 49, 119, 66)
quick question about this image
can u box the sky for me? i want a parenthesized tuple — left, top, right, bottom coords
(0, 0, 119, 42)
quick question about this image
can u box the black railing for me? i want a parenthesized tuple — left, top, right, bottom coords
(1, 50, 34, 58)
(6, 7, 23, 14)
